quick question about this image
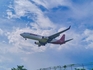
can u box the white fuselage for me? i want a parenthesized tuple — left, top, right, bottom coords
(20, 32, 49, 43)
(20, 33, 42, 40)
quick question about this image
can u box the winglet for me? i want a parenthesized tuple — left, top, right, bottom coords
(68, 26, 71, 29)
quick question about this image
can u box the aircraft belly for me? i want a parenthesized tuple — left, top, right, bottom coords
(39, 39, 48, 43)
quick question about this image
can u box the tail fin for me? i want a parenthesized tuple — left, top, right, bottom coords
(60, 34, 65, 42)
(60, 34, 73, 44)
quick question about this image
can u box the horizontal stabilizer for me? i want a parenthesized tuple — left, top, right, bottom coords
(65, 38, 73, 43)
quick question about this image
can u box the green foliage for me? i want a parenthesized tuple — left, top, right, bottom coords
(11, 65, 27, 70)
(75, 68, 86, 70)
(63, 65, 67, 68)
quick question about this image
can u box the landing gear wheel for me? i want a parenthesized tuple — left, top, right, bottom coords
(25, 38, 27, 40)
(42, 36, 44, 39)
(38, 45, 41, 47)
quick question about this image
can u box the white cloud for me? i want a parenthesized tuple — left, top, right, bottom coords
(32, 0, 68, 9)
(5, 0, 58, 54)
(7, 0, 55, 29)
(67, 1, 93, 19)
(6, 24, 83, 54)
(84, 29, 93, 42)
(83, 29, 93, 49)
(6, 9, 14, 19)
(0, 29, 4, 35)
(3, 0, 93, 70)
(34, 0, 93, 21)
(6, 27, 53, 54)
(6, 0, 93, 53)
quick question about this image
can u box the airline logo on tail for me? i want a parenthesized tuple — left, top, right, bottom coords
(59, 34, 65, 43)
(50, 34, 73, 45)
(59, 34, 73, 44)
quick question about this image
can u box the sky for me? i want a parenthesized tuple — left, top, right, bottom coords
(0, 0, 93, 70)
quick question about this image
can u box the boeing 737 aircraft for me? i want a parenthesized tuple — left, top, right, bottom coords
(20, 26, 73, 47)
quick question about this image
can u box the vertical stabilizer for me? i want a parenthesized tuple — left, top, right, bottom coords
(60, 34, 65, 42)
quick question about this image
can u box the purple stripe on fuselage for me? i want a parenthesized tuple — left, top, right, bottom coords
(51, 40, 65, 44)
(51, 40, 61, 44)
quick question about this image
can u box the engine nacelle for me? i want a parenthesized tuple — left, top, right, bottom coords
(35, 42, 39, 45)
(34, 42, 41, 47)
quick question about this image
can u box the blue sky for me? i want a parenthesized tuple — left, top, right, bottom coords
(0, 0, 93, 70)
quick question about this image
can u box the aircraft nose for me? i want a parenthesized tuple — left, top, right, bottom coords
(20, 33, 23, 36)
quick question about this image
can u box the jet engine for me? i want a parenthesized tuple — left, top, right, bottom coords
(35, 42, 39, 45)
(34, 42, 41, 47)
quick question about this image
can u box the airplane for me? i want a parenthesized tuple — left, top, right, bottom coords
(20, 26, 73, 47)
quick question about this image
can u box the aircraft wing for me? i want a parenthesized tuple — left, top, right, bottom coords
(47, 26, 71, 43)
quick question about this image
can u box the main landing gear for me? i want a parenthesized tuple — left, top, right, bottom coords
(25, 38, 27, 40)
